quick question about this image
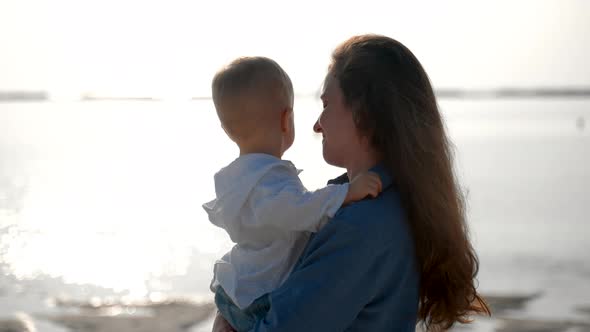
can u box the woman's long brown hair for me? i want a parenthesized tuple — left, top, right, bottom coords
(329, 34, 491, 330)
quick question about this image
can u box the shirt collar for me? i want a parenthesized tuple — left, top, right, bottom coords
(327, 164, 393, 190)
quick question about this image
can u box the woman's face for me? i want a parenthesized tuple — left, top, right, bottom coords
(313, 75, 363, 168)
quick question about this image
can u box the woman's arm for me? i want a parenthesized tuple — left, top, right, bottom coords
(249, 206, 408, 332)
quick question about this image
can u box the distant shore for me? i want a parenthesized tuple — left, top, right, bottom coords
(2, 88, 590, 103)
(0, 91, 48, 102)
(434, 88, 590, 99)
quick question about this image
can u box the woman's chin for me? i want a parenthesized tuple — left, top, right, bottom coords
(321, 151, 332, 165)
(322, 151, 341, 168)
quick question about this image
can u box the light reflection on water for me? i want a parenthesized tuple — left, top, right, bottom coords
(0, 98, 589, 320)
(0, 101, 240, 296)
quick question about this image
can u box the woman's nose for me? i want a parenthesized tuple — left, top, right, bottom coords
(313, 118, 322, 133)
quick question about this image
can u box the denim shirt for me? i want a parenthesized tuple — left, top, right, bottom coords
(250, 165, 420, 332)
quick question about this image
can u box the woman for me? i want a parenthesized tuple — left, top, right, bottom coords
(214, 34, 490, 331)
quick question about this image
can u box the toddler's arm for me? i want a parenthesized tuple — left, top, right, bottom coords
(248, 167, 382, 232)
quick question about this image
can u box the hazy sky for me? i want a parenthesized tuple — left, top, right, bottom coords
(0, 0, 589, 98)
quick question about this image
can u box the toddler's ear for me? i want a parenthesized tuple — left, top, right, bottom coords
(281, 107, 293, 132)
(220, 123, 229, 135)
(220, 123, 237, 142)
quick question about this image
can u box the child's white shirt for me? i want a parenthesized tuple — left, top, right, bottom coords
(203, 153, 349, 309)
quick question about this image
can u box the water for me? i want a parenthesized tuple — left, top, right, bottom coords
(0, 98, 589, 331)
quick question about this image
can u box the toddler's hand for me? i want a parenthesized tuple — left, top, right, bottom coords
(212, 311, 236, 332)
(344, 171, 382, 204)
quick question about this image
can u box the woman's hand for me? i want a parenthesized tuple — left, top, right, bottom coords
(212, 311, 236, 332)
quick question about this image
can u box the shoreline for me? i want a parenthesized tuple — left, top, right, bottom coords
(2, 291, 590, 332)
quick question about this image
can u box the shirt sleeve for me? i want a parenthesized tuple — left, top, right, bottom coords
(246, 165, 349, 232)
(248, 208, 402, 332)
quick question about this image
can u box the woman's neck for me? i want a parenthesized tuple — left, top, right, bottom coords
(346, 149, 381, 180)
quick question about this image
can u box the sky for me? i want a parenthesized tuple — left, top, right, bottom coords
(0, 0, 589, 98)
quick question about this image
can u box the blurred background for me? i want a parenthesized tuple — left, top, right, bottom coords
(1, 0, 589, 331)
